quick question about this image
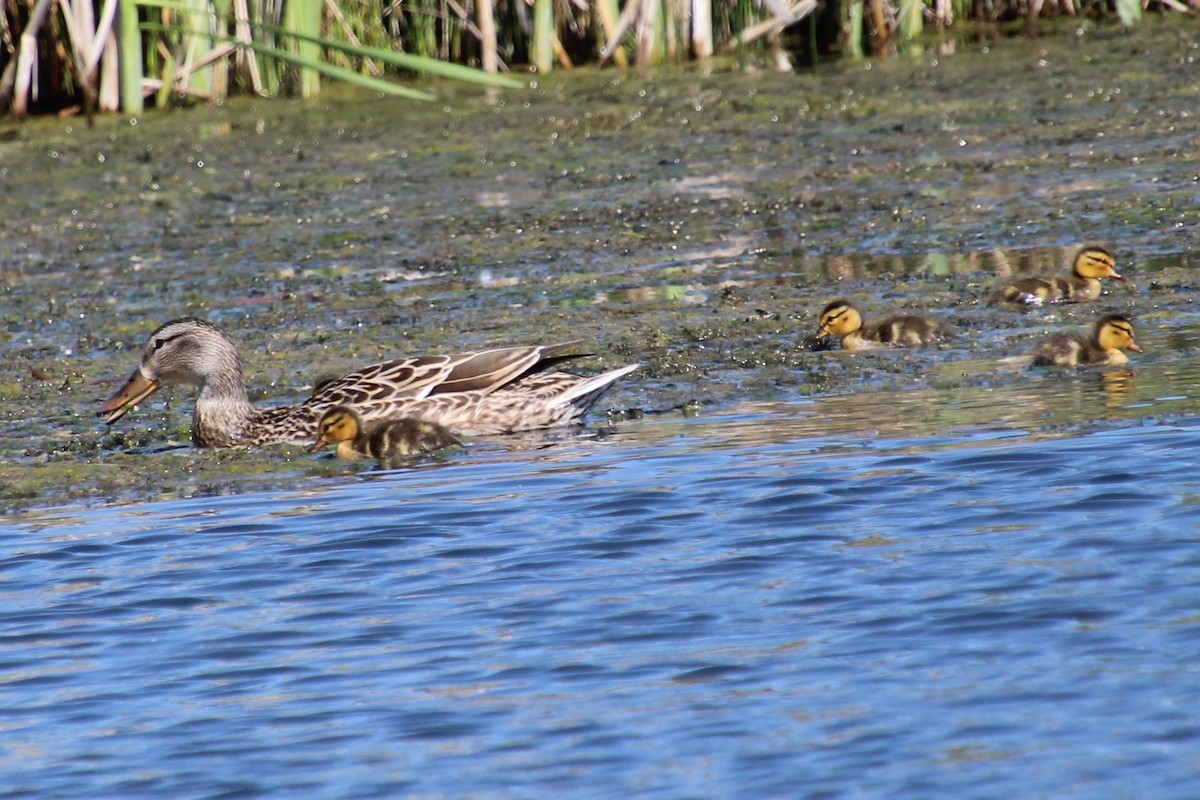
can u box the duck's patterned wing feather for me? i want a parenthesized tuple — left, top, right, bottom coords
(314, 355, 459, 406)
(242, 343, 627, 445)
(377, 364, 638, 436)
(309, 343, 588, 407)
(431, 342, 587, 394)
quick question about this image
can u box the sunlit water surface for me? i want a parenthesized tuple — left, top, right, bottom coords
(5, 371, 1200, 799)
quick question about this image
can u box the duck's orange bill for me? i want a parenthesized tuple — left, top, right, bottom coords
(1110, 270, 1126, 281)
(1128, 341, 1144, 353)
(306, 437, 329, 454)
(98, 369, 161, 424)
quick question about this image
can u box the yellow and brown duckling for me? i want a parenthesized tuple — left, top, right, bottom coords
(814, 299, 956, 350)
(989, 245, 1124, 306)
(309, 406, 462, 462)
(1029, 314, 1142, 367)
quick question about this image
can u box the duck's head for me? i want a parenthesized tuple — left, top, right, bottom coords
(308, 405, 363, 452)
(815, 300, 863, 339)
(99, 317, 242, 424)
(1095, 314, 1142, 354)
(1073, 246, 1123, 282)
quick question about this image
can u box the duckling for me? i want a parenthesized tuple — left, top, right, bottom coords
(308, 406, 462, 462)
(989, 245, 1124, 305)
(814, 299, 956, 350)
(1029, 314, 1142, 367)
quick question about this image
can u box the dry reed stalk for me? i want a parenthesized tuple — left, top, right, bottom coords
(868, 0, 890, 50)
(722, 0, 816, 49)
(691, 0, 712, 57)
(11, 0, 56, 117)
(595, 0, 630, 66)
(477, 0, 499, 71)
(140, 78, 230, 97)
(57, 0, 120, 109)
(439, 0, 449, 60)
(232, 0, 266, 89)
(760, 0, 803, 23)
(553, 32, 574, 66)
(635, 0, 658, 66)
(322, 0, 382, 77)
(141, 43, 235, 99)
(450, 0, 510, 69)
(99, 30, 119, 108)
(599, 0, 642, 64)
(662, 0, 674, 62)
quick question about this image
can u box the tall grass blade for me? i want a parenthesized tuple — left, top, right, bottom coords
(283, 0, 321, 95)
(897, 0, 923, 38)
(181, 0, 215, 95)
(266, 25, 526, 87)
(155, 51, 177, 105)
(208, 0, 231, 93)
(1116, 0, 1142, 24)
(238, 37, 438, 98)
(118, 0, 145, 111)
(847, 0, 864, 58)
(533, 0, 554, 72)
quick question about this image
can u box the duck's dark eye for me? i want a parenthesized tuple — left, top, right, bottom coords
(153, 338, 166, 350)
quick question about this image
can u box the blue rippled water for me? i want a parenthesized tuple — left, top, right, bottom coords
(4, 392, 1200, 799)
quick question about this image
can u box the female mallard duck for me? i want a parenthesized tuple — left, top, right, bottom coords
(308, 406, 461, 462)
(989, 245, 1124, 305)
(1030, 314, 1142, 367)
(814, 299, 955, 350)
(98, 317, 638, 447)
